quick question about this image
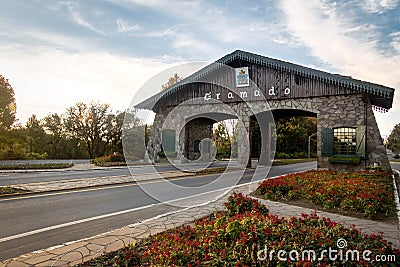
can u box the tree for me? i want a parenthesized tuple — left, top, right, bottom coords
(103, 111, 124, 155)
(161, 73, 182, 91)
(0, 75, 20, 159)
(122, 108, 146, 161)
(387, 123, 400, 153)
(64, 101, 111, 158)
(25, 114, 48, 157)
(213, 121, 231, 158)
(275, 116, 317, 158)
(0, 75, 16, 130)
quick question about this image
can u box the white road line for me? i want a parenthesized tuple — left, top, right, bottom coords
(0, 173, 209, 202)
(0, 168, 271, 243)
(0, 203, 158, 243)
(0, 185, 237, 244)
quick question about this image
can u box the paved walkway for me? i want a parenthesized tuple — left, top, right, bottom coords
(1, 179, 399, 267)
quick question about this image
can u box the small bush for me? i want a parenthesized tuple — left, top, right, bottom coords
(275, 152, 308, 159)
(92, 153, 125, 165)
(0, 163, 72, 170)
(328, 155, 361, 164)
(225, 192, 268, 216)
(275, 152, 291, 159)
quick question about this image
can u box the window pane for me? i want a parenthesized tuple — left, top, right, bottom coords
(333, 127, 356, 155)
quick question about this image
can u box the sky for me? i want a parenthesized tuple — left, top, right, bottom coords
(0, 0, 399, 137)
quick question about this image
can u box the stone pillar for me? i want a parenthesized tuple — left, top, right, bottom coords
(237, 115, 251, 168)
(147, 112, 164, 163)
(257, 117, 274, 166)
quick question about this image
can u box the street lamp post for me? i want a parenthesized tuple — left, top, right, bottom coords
(308, 133, 317, 159)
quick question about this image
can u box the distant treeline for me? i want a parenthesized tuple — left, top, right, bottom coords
(0, 101, 128, 160)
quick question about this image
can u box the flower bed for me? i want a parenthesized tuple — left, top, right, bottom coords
(81, 193, 399, 266)
(255, 170, 396, 218)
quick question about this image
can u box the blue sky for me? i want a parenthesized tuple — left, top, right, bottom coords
(0, 0, 399, 137)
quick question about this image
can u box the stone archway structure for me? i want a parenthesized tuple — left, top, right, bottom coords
(136, 50, 395, 171)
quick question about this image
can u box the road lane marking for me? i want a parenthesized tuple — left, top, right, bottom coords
(0, 171, 236, 202)
(0, 203, 158, 243)
(0, 185, 236, 243)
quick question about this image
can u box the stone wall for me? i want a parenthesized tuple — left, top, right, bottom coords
(146, 93, 390, 171)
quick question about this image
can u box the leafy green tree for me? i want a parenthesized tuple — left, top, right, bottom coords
(43, 113, 65, 158)
(213, 121, 231, 158)
(387, 123, 400, 153)
(122, 109, 146, 161)
(275, 116, 317, 158)
(103, 111, 125, 155)
(64, 101, 111, 158)
(0, 75, 16, 130)
(0, 75, 22, 159)
(25, 114, 48, 158)
(0, 126, 28, 159)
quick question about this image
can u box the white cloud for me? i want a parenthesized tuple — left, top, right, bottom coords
(68, 5, 107, 36)
(390, 31, 400, 52)
(361, 0, 399, 14)
(116, 18, 142, 32)
(279, 0, 400, 135)
(0, 44, 174, 124)
(145, 26, 178, 37)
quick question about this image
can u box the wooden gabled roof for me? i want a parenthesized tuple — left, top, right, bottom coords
(136, 50, 395, 111)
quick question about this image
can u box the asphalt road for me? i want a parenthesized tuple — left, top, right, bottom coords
(391, 161, 400, 171)
(0, 161, 316, 261)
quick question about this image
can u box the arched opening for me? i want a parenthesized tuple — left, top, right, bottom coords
(251, 109, 317, 165)
(212, 118, 238, 160)
(184, 113, 237, 162)
(274, 109, 317, 161)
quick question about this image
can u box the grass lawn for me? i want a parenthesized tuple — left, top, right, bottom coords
(79, 193, 400, 266)
(0, 163, 73, 170)
(272, 158, 316, 166)
(254, 170, 397, 222)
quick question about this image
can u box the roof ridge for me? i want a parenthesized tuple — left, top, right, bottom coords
(135, 50, 395, 111)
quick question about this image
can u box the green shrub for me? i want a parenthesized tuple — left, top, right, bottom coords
(0, 163, 72, 170)
(275, 152, 308, 159)
(224, 193, 268, 216)
(92, 153, 125, 165)
(328, 155, 361, 164)
(275, 152, 291, 159)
